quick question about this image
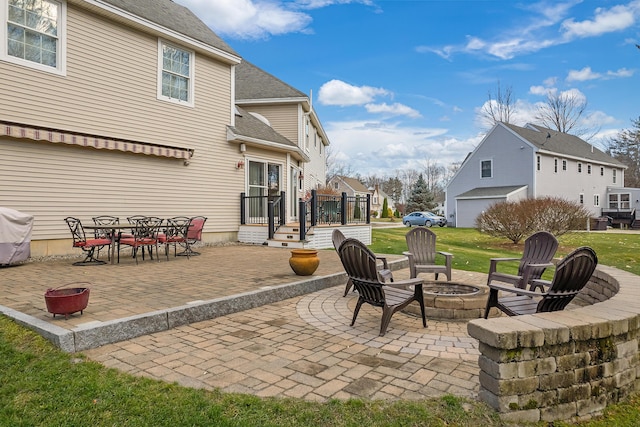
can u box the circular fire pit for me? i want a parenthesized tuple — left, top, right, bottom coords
(406, 281, 489, 320)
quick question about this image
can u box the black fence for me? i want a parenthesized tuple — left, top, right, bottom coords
(241, 190, 370, 241)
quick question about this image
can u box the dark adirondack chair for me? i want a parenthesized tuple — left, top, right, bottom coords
(338, 238, 426, 336)
(332, 229, 393, 296)
(403, 227, 452, 281)
(486, 231, 559, 290)
(484, 246, 597, 318)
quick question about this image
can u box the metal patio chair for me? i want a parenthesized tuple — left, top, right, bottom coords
(64, 217, 112, 266)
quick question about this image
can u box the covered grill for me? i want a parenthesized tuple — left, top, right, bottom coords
(0, 207, 33, 266)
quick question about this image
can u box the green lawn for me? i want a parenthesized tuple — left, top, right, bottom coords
(370, 227, 640, 278)
(2, 228, 640, 426)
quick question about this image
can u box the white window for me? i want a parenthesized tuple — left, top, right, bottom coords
(554, 158, 558, 173)
(2, 0, 66, 75)
(587, 164, 592, 174)
(609, 193, 630, 209)
(480, 159, 492, 178)
(600, 167, 604, 176)
(579, 193, 584, 204)
(613, 169, 617, 184)
(578, 162, 582, 173)
(594, 194, 600, 207)
(158, 40, 193, 106)
(536, 155, 541, 171)
(562, 159, 567, 171)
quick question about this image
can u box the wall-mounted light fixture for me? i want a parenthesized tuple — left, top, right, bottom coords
(239, 143, 246, 153)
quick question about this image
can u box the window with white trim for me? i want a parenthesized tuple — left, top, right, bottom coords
(158, 40, 193, 105)
(609, 193, 630, 209)
(554, 158, 558, 173)
(578, 162, 582, 173)
(2, 0, 66, 74)
(613, 169, 617, 183)
(593, 194, 599, 207)
(600, 167, 604, 176)
(536, 155, 541, 171)
(579, 193, 584, 205)
(480, 159, 492, 178)
(587, 164, 592, 174)
(562, 159, 567, 171)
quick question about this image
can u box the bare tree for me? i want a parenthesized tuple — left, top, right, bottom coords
(535, 91, 588, 135)
(480, 81, 516, 127)
(325, 145, 354, 183)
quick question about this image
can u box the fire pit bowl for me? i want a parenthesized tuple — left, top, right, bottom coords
(405, 281, 489, 320)
(44, 284, 90, 319)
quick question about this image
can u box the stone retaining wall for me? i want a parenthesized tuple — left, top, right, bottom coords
(467, 266, 640, 423)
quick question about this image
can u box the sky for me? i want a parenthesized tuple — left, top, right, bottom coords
(175, 0, 639, 178)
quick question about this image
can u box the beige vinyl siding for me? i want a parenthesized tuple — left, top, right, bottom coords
(0, 4, 242, 249)
(241, 104, 300, 146)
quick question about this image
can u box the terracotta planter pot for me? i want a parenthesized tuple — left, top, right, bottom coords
(289, 249, 320, 276)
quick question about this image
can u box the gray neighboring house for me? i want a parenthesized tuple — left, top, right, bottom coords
(446, 122, 632, 228)
(329, 176, 370, 198)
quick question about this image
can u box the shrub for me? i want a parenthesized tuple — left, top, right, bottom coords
(371, 210, 378, 218)
(475, 197, 590, 243)
(381, 198, 389, 218)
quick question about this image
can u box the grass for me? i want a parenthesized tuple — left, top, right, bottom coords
(370, 226, 640, 277)
(2, 227, 640, 426)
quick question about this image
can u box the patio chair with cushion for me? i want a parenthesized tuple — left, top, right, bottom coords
(332, 229, 393, 296)
(484, 246, 597, 318)
(338, 238, 426, 336)
(92, 215, 120, 262)
(486, 231, 559, 290)
(403, 227, 452, 281)
(64, 217, 112, 266)
(119, 217, 163, 264)
(158, 216, 191, 260)
(177, 216, 207, 256)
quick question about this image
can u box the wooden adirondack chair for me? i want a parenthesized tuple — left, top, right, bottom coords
(338, 238, 426, 336)
(403, 227, 452, 281)
(332, 229, 393, 296)
(486, 231, 559, 290)
(484, 246, 597, 318)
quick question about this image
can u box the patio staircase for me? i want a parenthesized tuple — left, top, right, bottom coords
(266, 223, 312, 248)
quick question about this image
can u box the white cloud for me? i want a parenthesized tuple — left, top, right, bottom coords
(175, 0, 312, 39)
(529, 85, 549, 96)
(324, 120, 475, 175)
(421, 1, 640, 60)
(364, 102, 421, 118)
(317, 80, 390, 106)
(567, 66, 601, 81)
(607, 68, 635, 78)
(561, 4, 637, 38)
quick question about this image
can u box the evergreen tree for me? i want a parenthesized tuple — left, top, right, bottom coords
(405, 174, 436, 212)
(381, 198, 389, 218)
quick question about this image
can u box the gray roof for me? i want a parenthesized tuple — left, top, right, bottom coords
(229, 107, 297, 149)
(236, 60, 307, 100)
(503, 123, 625, 167)
(337, 176, 370, 193)
(101, 0, 238, 57)
(457, 185, 527, 199)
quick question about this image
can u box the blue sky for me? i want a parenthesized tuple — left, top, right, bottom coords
(176, 0, 639, 177)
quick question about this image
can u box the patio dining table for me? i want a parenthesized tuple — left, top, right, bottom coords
(83, 223, 164, 265)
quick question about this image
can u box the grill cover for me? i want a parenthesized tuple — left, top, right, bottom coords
(0, 207, 33, 265)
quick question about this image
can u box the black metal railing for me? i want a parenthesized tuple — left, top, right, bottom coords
(240, 191, 285, 231)
(242, 190, 371, 241)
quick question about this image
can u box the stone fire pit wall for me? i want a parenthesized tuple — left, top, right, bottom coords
(467, 266, 640, 424)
